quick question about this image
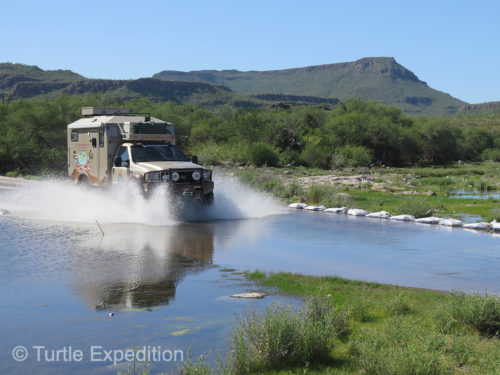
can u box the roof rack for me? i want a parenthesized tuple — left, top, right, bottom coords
(81, 107, 130, 117)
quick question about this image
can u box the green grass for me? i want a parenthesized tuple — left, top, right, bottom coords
(240, 272, 500, 375)
(172, 272, 500, 374)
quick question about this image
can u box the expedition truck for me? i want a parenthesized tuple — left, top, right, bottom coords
(67, 107, 214, 203)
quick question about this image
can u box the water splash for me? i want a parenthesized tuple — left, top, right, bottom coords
(0, 173, 284, 225)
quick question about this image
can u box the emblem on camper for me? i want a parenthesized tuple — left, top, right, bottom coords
(73, 150, 93, 173)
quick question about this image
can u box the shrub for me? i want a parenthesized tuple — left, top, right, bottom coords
(394, 196, 435, 218)
(332, 145, 372, 168)
(385, 293, 412, 316)
(481, 148, 500, 162)
(5, 170, 21, 178)
(228, 297, 347, 373)
(306, 185, 351, 207)
(351, 318, 450, 375)
(284, 180, 303, 199)
(248, 143, 279, 167)
(349, 292, 373, 322)
(448, 292, 500, 337)
(299, 144, 330, 169)
(193, 142, 248, 165)
(278, 149, 300, 166)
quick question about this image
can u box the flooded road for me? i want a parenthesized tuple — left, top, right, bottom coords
(1, 178, 500, 374)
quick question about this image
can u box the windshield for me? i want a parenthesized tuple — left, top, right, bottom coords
(131, 144, 189, 163)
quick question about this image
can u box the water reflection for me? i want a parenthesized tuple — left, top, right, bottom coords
(72, 223, 215, 311)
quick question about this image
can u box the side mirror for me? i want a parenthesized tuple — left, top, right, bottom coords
(121, 159, 130, 168)
(114, 157, 122, 167)
(191, 155, 198, 164)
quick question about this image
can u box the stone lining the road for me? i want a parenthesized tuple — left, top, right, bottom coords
(288, 203, 500, 233)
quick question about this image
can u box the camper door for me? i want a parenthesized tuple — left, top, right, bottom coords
(112, 145, 130, 184)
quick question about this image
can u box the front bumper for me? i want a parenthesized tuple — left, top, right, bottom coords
(143, 169, 214, 199)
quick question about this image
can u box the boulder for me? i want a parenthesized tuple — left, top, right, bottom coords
(347, 208, 369, 216)
(288, 203, 306, 209)
(463, 222, 491, 230)
(390, 214, 415, 221)
(366, 211, 391, 219)
(304, 205, 325, 211)
(415, 217, 440, 224)
(324, 207, 348, 214)
(230, 292, 266, 299)
(440, 218, 463, 227)
(490, 221, 500, 231)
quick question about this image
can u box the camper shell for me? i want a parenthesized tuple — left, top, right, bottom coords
(67, 107, 214, 202)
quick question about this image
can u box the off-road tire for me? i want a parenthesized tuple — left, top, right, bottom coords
(202, 191, 214, 205)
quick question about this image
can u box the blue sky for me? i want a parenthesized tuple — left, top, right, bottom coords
(2, 0, 499, 103)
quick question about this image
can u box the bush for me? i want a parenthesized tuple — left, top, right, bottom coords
(278, 149, 300, 166)
(5, 170, 22, 178)
(481, 148, 500, 162)
(349, 292, 373, 322)
(385, 293, 412, 316)
(448, 292, 500, 337)
(228, 297, 347, 373)
(299, 144, 330, 169)
(332, 145, 372, 168)
(248, 143, 279, 167)
(351, 318, 450, 375)
(306, 185, 351, 207)
(192, 142, 248, 165)
(394, 196, 435, 218)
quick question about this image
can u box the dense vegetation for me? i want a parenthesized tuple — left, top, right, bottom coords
(1, 95, 500, 176)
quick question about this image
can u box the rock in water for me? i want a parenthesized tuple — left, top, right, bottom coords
(440, 218, 463, 227)
(324, 207, 348, 214)
(390, 214, 415, 222)
(415, 217, 440, 224)
(0, 209, 10, 215)
(463, 222, 491, 230)
(288, 203, 306, 209)
(347, 208, 369, 216)
(230, 292, 266, 299)
(304, 205, 325, 211)
(366, 211, 391, 219)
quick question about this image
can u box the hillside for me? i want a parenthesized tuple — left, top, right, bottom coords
(0, 63, 84, 96)
(0, 63, 340, 108)
(458, 101, 500, 116)
(154, 57, 467, 115)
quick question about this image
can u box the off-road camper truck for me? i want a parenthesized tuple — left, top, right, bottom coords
(67, 107, 214, 203)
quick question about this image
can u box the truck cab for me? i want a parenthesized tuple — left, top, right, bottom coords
(67, 107, 214, 203)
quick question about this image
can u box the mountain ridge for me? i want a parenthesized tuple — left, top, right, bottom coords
(153, 57, 466, 115)
(2, 59, 498, 116)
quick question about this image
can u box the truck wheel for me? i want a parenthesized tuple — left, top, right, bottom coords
(202, 192, 214, 205)
(77, 175, 89, 185)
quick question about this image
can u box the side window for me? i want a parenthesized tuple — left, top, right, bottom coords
(114, 146, 130, 167)
(99, 129, 104, 147)
(120, 147, 129, 163)
(71, 130, 78, 142)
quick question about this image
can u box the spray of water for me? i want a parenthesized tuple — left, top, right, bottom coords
(0, 173, 284, 225)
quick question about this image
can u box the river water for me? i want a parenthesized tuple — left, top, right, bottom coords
(1, 177, 499, 374)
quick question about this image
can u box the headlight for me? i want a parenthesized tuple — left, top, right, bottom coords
(161, 174, 169, 181)
(145, 172, 160, 181)
(192, 171, 201, 181)
(203, 170, 211, 180)
(171, 172, 180, 182)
